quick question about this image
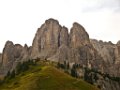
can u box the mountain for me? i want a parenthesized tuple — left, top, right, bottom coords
(0, 18, 120, 90)
(0, 61, 99, 90)
(31, 19, 103, 69)
(0, 41, 31, 75)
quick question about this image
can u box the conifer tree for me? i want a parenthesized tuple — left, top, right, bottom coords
(10, 70, 15, 78)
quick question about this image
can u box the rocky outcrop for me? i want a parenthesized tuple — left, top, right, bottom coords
(91, 39, 115, 64)
(30, 19, 120, 90)
(91, 39, 120, 76)
(0, 41, 30, 75)
(70, 22, 90, 48)
(1, 41, 15, 74)
(69, 23, 103, 67)
(31, 19, 70, 60)
(0, 53, 2, 65)
(31, 19, 62, 59)
(31, 19, 104, 72)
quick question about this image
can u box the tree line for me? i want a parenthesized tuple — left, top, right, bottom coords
(3, 59, 36, 83)
(57, 61, 120, 88)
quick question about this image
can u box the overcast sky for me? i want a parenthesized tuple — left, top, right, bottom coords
(0, 0, 120, 52)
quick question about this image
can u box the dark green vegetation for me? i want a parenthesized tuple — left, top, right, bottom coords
(57, 61, 120, 89)
(84, 68, 99, 85)
(0, 61, 99, 90)
(83, 67, 120, 89)
(4, 60, 36, 81)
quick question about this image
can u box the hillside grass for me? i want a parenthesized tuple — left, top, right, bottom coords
(0, 61, 99, 90)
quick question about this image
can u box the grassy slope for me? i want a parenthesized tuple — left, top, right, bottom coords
(0, 62, 99, 90)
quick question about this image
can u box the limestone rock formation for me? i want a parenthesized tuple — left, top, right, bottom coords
(0, 41, 30, 75)
(0, 18, 120, 90)
(48, 44, 70, 62)
(31, 19, 70, 60)
(117, 40, 120, 45)
(91, 39, 120, 76)
(59, 26, 69, 46)
(70, 22, 90, 48)
(31, 19, 104, 72)
(31, 19, 62, 59)
(2, 41, 15, 73)
(30, 19, 120, 90)
(0, 53, 2, 65)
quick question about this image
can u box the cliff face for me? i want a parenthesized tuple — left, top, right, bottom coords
(31, 19, 120, 90)
(70, 22, 90, 48)
(91, 39, 120, 76)
(31, 19, 104, 71)
(0, 18, 120, 90)
(0, 53, 2, 66)
(0, 41, 30, 75)
(31, 19, 62, 59)
(89, 39, 120, 90)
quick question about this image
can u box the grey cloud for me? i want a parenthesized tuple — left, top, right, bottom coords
(115, 8, 120, 12)
(81, 0, 120, 12)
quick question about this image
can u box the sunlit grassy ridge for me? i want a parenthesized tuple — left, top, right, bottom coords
(0, 61, 99, 90)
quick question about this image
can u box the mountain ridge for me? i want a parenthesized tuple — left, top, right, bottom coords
(0, 18, 120, 90)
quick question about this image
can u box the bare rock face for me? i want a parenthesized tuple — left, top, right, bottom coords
(31, 19, 103, 70)
(59, 26, 69, 46)
(31, 19, 61, 59)
(21, 44, 31, 62)
(69, 22, 91, 63)
(39, 19, 104, 71)
(117, 40, 120, 45)
(47, 25, 69, 63)
(70, 22, 90, 48)
(115, 44, 120, 64)
(48, 44, 70, 62)
(91, 39, 120, 76)
(2, 41, 15, 73)
(31, 19, 69, 59)
(68, 23, 104, 70)
(0, 53, 2, 65)
(0, 41, 30, 74)
(91, 39, 115, 64)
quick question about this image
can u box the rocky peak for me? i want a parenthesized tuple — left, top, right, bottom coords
(0, 41, 30, 74)
(45, 18, 59, 26)
(24, 44, 28, 48)
(117, 40, 120, 45)
(24, 44, 29, 51)
(31, 18, 69, 59)
(4, 41, 14, 48)
(1, 41, 15, 74)
(14, 44, 23, 48)
(70, 22, 90, 48)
